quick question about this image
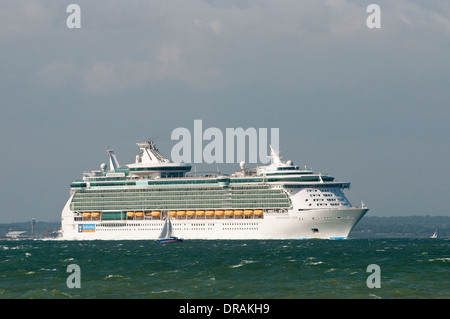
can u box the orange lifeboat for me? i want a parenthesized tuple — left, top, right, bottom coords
(215, 210, 224, 217)
(225, 210, 234, 216)
(254, 209, 264, 216)
(151, 211, 161, 217)
(196, 210, 205, 216)
(187, 210, 196, 217)
(235, 210, 244, 216)
(169, 210, 177, 217)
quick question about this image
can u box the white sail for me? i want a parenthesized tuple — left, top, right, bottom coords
(168, 218, 173, 237)
(158, 217, 173, 239)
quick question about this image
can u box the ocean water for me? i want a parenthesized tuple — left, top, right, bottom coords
(0, 239, 448, 299)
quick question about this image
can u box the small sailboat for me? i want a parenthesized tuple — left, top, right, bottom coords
(157, 216, 183, 243)
(430, 230, 437, 239)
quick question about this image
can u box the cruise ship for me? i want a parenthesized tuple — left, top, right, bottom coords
(61, 141, 368, 240)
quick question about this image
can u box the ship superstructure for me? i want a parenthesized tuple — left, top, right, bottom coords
(61, 141, 368, 240)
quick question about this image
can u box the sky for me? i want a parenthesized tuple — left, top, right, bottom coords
(0, 0, 449, 222)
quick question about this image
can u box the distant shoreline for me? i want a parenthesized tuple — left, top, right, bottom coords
(350, 215, 449, 239)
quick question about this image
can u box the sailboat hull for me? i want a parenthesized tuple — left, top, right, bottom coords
(157, 237, 183, 243)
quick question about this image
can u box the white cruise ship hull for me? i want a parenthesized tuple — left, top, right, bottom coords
(61, 204, 367, 240)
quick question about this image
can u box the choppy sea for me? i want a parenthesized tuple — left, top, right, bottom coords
(0, 239, 448, 299)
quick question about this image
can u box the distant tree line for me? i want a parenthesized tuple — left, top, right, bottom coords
(350, 215, 449, 238)
(0, 221, 60, 238)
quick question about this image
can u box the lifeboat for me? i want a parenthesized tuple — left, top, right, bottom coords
(215, 210, 224, 216)
(83, 212, 92, 218)
(196, 210, 205, 216)
(225, 210, 234, 216)
(177, 210, 186, 217)
(169, 210, 177, 217)
(254, 209, 264, 216)
(91, 212, 101, 218)
(235, 210, 244, 216)
(151, 211, 161, 217)
(206, 210, 215, 216)
(145, 211, 152, 216)
(244, 210, 254, 216)
(135, 212, 144, 217)
(187, 210, 196, 217)
(127, 211, 135, 218)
